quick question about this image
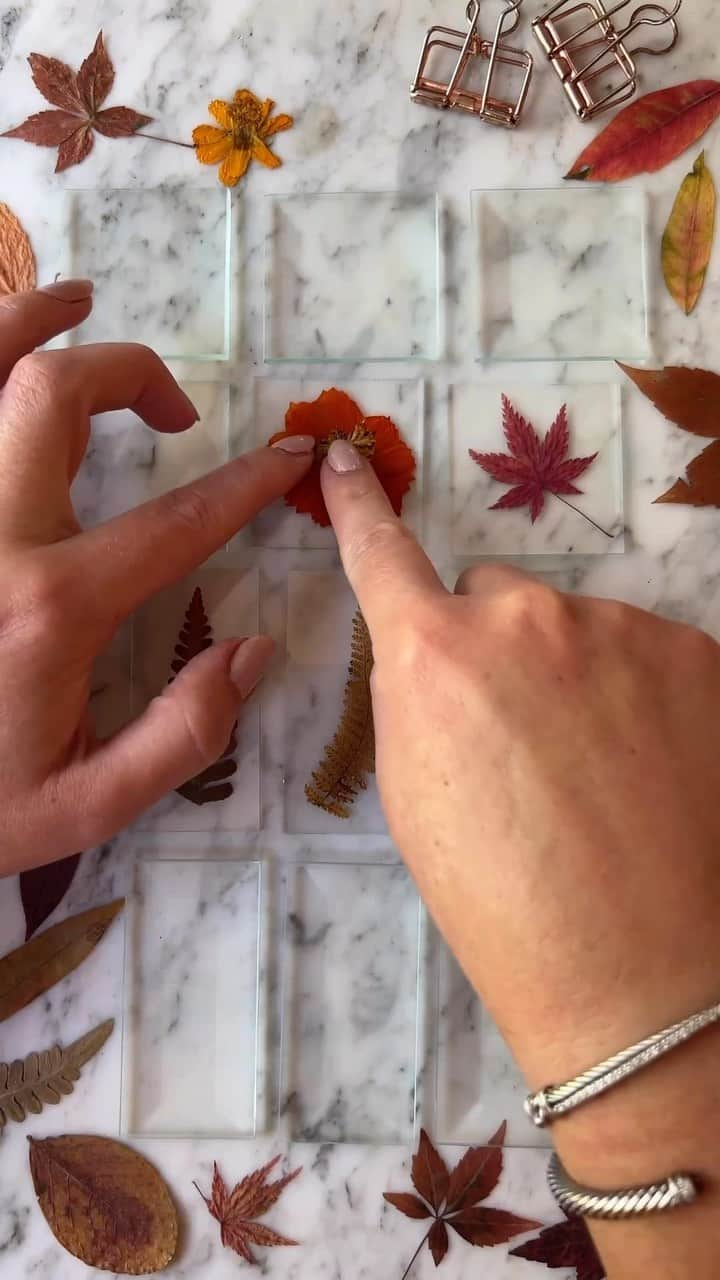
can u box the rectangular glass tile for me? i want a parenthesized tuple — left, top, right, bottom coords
(122, 860, 265, 1138)
(451, 383, 624, 556)
(252, 378, 424, 548)
(283, 863, 424, 1143)
(72, 382, 230, 525)
(285, 571, 386, 834)
(265, 192, 441, 361)
(473, 187, 649, 361)
(434, 943, 549, 1148)
(67, 187, 231, 360)
(132, 569, 260, 831)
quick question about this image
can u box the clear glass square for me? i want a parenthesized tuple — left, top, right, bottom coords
(72, 382, 230, 525)
(473, 186, 650, 362)
(121, 860, 266, 1138)
(265, 193, 441, 362)
(285, 571, 386, 835)
(451, 383, 624, 556)
(252, 378, 425, 548)
(67, 187, 232, 360)
(131, 568, 260, 831)
(432, 940, 550, 1148)
(282, 863, 425, 1144)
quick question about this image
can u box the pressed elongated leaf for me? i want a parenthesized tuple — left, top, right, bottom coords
(20, 853, 82, 940)
(429, 1220, 449, 1265)
(450, 1207, 541, 1247)
(0, 202, 37, 295)
(618, 364, 720, 438)
(510, 1211, 605, 1280)
(383, 1192, 432, 1220)
(446, 1122, 506, 1210)
(29, 1134, 178, 1273)
(655, 439, 720, 506)
(566, 80, 720, 182)
(662, 152, 717, 314)
(305, 610, 375, 818)
(0, 899, 124, 1022)
(0, 1019, 113, 1130)
(412, 1129, 450, 1213)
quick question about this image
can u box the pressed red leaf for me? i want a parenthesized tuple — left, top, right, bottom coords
(383, 1193, 431, 1220)
(20, 854, 82, 940)
(76, 32, 115, 114)
(429, 1220, 449, 1266)
(566, 80, 720, 182)
(56, 126, 94, 173)
(3, 110, 81, 146)
(450, 1207, 541, 1247)
(27, 52, 83, 112)
(618, 364, 720, 439)
(194, 1156, 301, 1265)
(654, 438, 720, 507)
(94, 106, 153, 137)
(411, 1129, 450, 1213)
(510, 1212, 605, 1280)
(446, 1121, 506, 1211)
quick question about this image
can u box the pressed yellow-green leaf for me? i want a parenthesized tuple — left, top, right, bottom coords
(662, 151, 717, 314)
(0, 1019, 114, 1130)
(0, 900, 124, 1022)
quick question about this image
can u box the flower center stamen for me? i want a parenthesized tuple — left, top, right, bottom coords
(316, 421, 377, 460)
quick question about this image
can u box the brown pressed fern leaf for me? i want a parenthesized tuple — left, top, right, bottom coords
(305, 610, 375, 819)
(169, 587, 238, 806)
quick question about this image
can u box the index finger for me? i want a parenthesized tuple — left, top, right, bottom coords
(0, 281, 94, 386)
(320, 441, 445, 636)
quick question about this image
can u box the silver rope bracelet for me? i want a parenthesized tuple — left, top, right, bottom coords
(525, 998, 720, 1219)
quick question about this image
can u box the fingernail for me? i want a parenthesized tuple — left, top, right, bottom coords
(39, 278, 94, 302)
(271, 434, 316, 455)
(229, 635, 275, 698)
(327, 438, 363, 473)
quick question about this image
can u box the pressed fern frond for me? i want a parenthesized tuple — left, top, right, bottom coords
(305, 610, 375, 819)
(169, 587, 238, 806)
(0, 1019, 114, 1131)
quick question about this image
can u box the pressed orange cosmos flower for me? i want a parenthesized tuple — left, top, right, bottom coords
(193, 89, 293, 188)
(269, 388, 416, 527)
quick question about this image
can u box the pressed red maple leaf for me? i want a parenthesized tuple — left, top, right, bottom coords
(2, 31, 152, 173)
(510, 1210, 605, 1280)
(268, 387, 416, 527)
(469, 395, 598, 524)
(384, 1125, 540, 1277)
(194, 1156, 302, 1264)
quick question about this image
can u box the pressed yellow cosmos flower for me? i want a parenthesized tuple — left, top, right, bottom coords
(193, 88, 293, 188)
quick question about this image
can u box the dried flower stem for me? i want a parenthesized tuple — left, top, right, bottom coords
(399, 1228, 432, 1280)
(553, 493, 615, 539)
(136, 131, 195, 149)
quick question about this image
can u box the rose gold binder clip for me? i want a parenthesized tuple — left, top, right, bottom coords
(532, 0, 682, 121)
(410, 0, 534, 129)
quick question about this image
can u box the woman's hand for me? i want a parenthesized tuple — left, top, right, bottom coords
(0, 283, 313, 874)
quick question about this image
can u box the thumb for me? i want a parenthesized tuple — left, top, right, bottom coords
(66, 636, 273, 844)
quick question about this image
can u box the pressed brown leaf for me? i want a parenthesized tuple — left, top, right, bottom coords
(662, 152, 717, 315)
(429, 1220, 449, 1266)
(412, 1129, 450, 1214)
(383, 1193, 432, 1220)
(305, 610, 375, 818)
(195, 1156, 301, 1264)
(20, 853, 82, 940)
(0, 1019, 113, 1130)
(28, 52, 84, 112)
(169, 587, 237, 805)
(445, 1121, 506, 1210)
(510, 1211, 606, 1280)
(94, 105, 155, 137)
(450, 1207, 541, 1247)
(76, 32, 115, 116)
(0, 899, 124, 1022)
(29, 1134, 178, 1274)
(56, 124, 94, 172)
(0, 201, 37, 295)
(655, 439, 720, 507)
(618, 364, 720, 439)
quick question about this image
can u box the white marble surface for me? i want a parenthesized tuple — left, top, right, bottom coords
(1, 0, 719, 1277)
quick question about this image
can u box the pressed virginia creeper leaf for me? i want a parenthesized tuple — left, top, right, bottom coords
(0, 899, 124, 1022)
(566, 80, 720, 182)
(510, 1210, 605, 1280)
(305, 610, 375, 818)
(0, 202, 37, 294)
(194, 1156, 302, 1264)
(662, 152, 717, 314)
(0, 1019, 113, 1130)
(169, 587, 237, 805)
(29, 1134, 178, 1274)
(617, 363, 720, 439)
(384, 1125, 540, 1276)
(20, 853, 82, 940)
(2, 31, 152, 173)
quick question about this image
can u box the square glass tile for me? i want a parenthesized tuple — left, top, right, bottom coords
(433, 942, 549, 1148)
(132, 569, 260, 831)
(283, 863, 424, 1143)
(473, 186, 649, 361)
(122, 860, 265, 1138)
(285, 571, 386, 834)
(252, 378, 425, 548)
(265, 193, 441, 362)
(451, 383, 624, 556)
(67, 187, 231, 360)
(72, 382, 230, 525)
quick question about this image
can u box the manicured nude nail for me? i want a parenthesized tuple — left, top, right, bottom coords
(271, 434, 315, 455)
(327, 438, 362, 473)
(229, 635, 274, 698)
(39, 279, 94, 302)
